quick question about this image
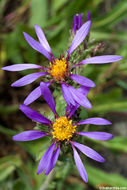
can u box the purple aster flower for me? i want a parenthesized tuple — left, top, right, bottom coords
(2, 18, 122, 108)
(13, 86, 113, 182)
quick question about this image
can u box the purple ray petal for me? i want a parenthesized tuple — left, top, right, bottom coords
(37, 143, 56, 175)
(73, 15, 78, 34)
(20, 104, 51, 124)
(77, 117, 112, 125)
(40, 82, 56, 114)
(87, 11, 90, 21)
(2, 64, 45, 71)
(68, 20, 91, 56)
(67, 86, 91, 118)
(81, 55, 123, 64)
(24, 86, 41, 105)
(61, 83, 75, 106)
(72, 55, 123, 68)
(78, 14, 83, 29)
(72, 141, 105, 163)
(68, 85, 92, 109)
(24, 81, 52, 105)
(68, 104, 80, 118)
(72, 145, 88, 183)
(11, 72, 49, 87)
(45, 144, 60, 175)
(13, 130, 48, 141)
(34, 24, 52, 54)
(70, 74, 95, 87)
(77, 86, 91, 96)
(23, 32, 52, 61)
(77, 132, 114, 141)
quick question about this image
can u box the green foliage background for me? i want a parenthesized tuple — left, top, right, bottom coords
(0, 0, 127, 189)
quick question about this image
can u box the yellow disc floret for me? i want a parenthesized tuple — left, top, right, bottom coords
(50, 58, 68, 81)
(52, 117, 77, 141)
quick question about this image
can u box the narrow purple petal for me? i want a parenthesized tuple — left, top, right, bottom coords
(68, 21, 91, 56)
(68, 85, 92, 109)
(72, 145, 88, 183)
(68, 104, 79, 118)
(11, 72, 49, 87)
(67, 86, 91, 118)
(77, 117, 112, 125)
(61, 83, 75, 106)
(24, 81, 52, 105)
(34, 24, 52, 54)
(40, 82, 56, 114)
(13, 130, 48, 141)
(37, 143, 56, 175)
(77, 132, 114, 141)
(24, 86, 41, 105)
(2, 64, 44, 71)
(20, 104, 51, 124)
(72, 141, 105, 163)
(77, 86, 91, 96)
(70, 74, 95, 87)
(78, 14, 83, 29)
(81, 55, 123, 64)
(73, 55, 123, 68)
(45, 144, 60, 175)
(73, 15, 78, 34)
(87, 11, 90, 21)
(23, 32, 52, 61)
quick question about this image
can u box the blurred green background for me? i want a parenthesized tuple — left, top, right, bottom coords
(0, 0, 127, 189)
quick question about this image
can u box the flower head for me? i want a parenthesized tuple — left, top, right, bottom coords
(13, 87, 113, 182)
(49, 58, 69, 81)
(52, 116, 77, 141)
(2, 13, 122, 109)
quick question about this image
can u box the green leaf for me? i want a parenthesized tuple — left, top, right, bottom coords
(0, 155, 22, 182)
(18, 139, 48, 158)
(91, 101, 127, 113)
(4, 32, 23, 64)
(55, 92, 66, 116)
(86, 137, 127, 153)
(52, 0, 68, 12)
(100, 137, 127, 153)
(29, 0, 48, 27)
(16, 167, 33, 190)
(0, 105, 19, 114)
(92, 88, 122, 104)
(56, 161, 73, 190)
(86, 164, 127, 187)
(0, 125, 17, 137)
(13, 179, 25, 190)
(93, 0, 127, 28)
(90, 30, 127, 41)
(116, 80, 127, 90)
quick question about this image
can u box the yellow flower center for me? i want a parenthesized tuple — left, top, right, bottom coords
(52, 117, 77, 141)
(50, 58, 68, 81)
